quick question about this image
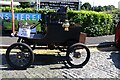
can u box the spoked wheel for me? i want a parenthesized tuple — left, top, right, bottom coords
(17, 37, 36, 50)
(66, 43, 90, 68)
(17, 37, 24, 43)
(6, 43, 34, 69)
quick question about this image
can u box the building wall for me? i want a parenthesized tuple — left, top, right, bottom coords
(118, 1, 120, 9)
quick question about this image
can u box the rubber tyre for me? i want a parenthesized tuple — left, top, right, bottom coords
(17, 38, 36, 50)
(6, 43, 34, 69)
(66, 43, 90, 67)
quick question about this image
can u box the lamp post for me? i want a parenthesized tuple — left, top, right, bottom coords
(78, 0, 81, 10)
(39, 0, 40, 9)
(93, 0, 95, 11)
(36, 0, 38, 12)
(11, 0, 15, 34)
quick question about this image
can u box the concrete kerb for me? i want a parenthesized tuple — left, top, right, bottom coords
(0, 45, 9, 49)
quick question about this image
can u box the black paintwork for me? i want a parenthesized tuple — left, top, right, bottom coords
(19, 6, 82, 47)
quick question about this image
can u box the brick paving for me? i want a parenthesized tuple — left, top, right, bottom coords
(0, 49, 120, 78)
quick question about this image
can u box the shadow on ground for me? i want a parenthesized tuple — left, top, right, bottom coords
(97, 42, 117, 52)
(97, 42, 120, 69)
(1, 53, 77, 70)
(109, 51, 120, 69)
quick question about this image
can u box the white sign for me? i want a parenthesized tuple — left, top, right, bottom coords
(17, 27, 31, 38)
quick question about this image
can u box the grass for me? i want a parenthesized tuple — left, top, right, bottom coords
(3, 20, 41, 32)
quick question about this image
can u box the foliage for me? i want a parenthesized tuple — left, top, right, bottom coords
(1, 7, 115, 36)
(92, 5, 116, 12)
(19, 2, 31, 8)
(1, 7, 55, 13)
(80, 2, 116, 12)
(81, 2, 92, 10)
(68, 10, 114, 36)
(1, 6, 11, 12)
(2, 19, 41, 32)
(103, 9, 120, 25)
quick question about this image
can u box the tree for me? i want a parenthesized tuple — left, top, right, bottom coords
(93, 6, 103, 12)
(19, 2, 31, 8)
(93, 5, 116, 12)
(81, 2, 92, 10)
(97, 6, 103, 12)
(107, 5, 116, 10)
(103, 6, 108, 11)
(93, 6, 98, 11)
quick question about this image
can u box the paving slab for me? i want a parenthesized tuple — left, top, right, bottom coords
(0, 35, 115, 46)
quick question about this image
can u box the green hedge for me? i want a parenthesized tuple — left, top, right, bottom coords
(68, 10, 114, 36)
(1, 7, 54, 13)
(1, 7, 115, 36)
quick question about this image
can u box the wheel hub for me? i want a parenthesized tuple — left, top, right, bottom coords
(17, 52, 24, 59)
(73, 52, 81, 58)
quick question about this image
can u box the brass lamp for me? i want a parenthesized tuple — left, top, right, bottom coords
(62, 19, 70, 31)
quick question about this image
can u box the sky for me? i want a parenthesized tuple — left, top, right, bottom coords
(80, 0, 120, 8)
(1, 0, 120, 8)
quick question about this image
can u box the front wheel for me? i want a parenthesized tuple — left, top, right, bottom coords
(66, 43, 90, 68)
(6, 43, 34, 69)
(17, 37, 36, 50)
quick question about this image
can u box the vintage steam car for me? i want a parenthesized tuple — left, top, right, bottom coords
(5, 6, 90, 69)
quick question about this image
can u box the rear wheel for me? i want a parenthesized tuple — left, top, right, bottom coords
(6, 43, 34, 69)
(66, 43, 90, 67)
(17, 37, 24, 43)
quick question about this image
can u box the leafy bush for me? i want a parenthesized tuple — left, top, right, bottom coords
(2, 7, 11, 12)
(14, 7, 36, 13)
(68, 10, 114, 36)
(1, 7, 54, 13)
